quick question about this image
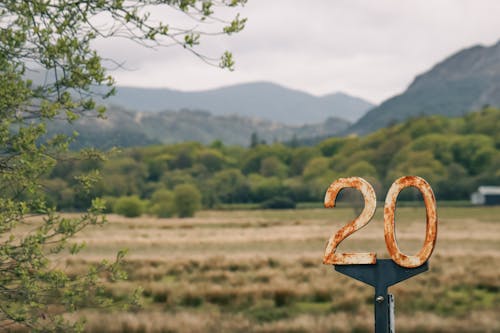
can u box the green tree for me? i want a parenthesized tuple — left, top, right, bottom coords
(451, 135, 495, 175)
(0, 0, 246, 330)
(302, 157, 332, 180)
(436, 163, 472, 200)
(97, 157, 148, 197)
(260, 156, 288, 178)
(146, 153, 174, 182)
(174, 184, 202, 218)
(344, 161, 378, 178)
(402, 115, 451, 139)
(42, 178, 75, 210)
(114, 196, 146, 218)
(319, 137, 347, 156)
(248, 175, 289, 202)
(198, 148, 227, 172)
(406, 134, 454, 165)
(289, 147, 320, 176)
(387, 150, 448, 188)
(149, 189, 176, 218)
(241, 144, 291, 175)
(250, 132, 259, 148)
(208, 169, 250, 204)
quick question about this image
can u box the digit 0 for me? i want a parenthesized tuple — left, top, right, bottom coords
(323, 177, 377, 265)
(384, 176, 438, 268)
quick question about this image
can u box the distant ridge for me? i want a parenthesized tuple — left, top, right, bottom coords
(348, 40, 500, 135)
(106, 81, 374, 125)
(47, 106, 351, 149)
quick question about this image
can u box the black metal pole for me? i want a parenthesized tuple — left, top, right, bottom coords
(374, 284, 389, 333)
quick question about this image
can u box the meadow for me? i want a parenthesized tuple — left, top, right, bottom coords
(52, 205, 500, 332)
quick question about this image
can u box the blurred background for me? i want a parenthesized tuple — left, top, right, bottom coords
(2, 1, 499, 332)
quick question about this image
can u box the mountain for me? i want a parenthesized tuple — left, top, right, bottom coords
(105, 82, 373, 125)
(348, 40, 500, 135)
(48, 106, 351, 149)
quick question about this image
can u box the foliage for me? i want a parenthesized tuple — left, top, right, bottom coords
(249, 175, 287, 202)
(44, 108, 500, 211)
(207, 168, 250, 206)
(114, 196, 145, 218)
(149, 189, 176, 218)
(174, 184, 202, 218)
(260, 196, 296, 209)
(0, 0, 246, 331)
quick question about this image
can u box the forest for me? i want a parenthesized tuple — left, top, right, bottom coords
(43, 107, 500, 216)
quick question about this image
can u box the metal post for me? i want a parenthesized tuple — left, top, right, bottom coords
(374, 285, 389, 333)
(334, 259, 428, 333)
(374, 291, 395, 333)
(388, 294, 395, 333)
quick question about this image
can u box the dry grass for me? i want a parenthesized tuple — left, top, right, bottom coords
(39, 206, 500, 332)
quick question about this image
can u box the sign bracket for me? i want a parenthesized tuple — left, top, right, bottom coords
(334, 259, 429, 333)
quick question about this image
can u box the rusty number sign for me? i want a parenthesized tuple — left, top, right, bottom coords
(323, 176, 437, 333)
(323, 176, 437, 268)
(323, 176, 438, 333)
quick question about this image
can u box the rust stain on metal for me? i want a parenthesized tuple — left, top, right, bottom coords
(323, 177, 377, 265)
(384, 176, 438, 268)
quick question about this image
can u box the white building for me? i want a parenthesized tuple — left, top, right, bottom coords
(471, 186, 500, 205)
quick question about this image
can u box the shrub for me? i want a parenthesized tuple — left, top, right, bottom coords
(174, 184, 201, 218)
(102, 196, 118, 214)
(113, 195, 145, 217)
(260, 196, 296, 209)
(149, 189, 176, 218)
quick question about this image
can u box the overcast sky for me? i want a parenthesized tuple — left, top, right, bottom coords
(94, 0, 500, 104)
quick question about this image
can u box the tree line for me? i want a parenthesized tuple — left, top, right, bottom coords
(43, 107, 500, 217)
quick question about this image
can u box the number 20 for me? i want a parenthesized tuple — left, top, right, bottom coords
(323, 176, 438, 268)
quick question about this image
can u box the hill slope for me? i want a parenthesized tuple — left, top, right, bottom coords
(48, 107, 351, 149)
(106, 82, 373, 125)
(348, 40, 500, 135)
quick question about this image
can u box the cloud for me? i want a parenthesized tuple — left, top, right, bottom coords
(93, 0, 500, 103)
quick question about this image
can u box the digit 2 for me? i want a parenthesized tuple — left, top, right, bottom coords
(323, 177, 377, 265)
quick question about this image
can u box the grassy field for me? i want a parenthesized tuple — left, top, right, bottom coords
(44, 206, 500, 332)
